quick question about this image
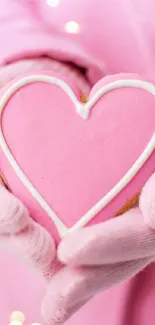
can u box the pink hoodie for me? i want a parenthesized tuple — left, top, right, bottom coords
(2, 0, 155, 83)
(1, 1, 155, 325)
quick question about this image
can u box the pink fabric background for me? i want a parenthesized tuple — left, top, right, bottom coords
(1, 250, 155, 325)
(0, 249, 45, 324)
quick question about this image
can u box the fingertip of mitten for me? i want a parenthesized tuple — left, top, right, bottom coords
(41, 286, 68, 325)
(41, 304, 68, 325)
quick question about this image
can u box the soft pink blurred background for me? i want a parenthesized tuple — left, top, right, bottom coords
(0, 249, 45, 325)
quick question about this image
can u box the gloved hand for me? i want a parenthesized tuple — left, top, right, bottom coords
(0, 181, 57, 278)
(40, 173, 155, 325)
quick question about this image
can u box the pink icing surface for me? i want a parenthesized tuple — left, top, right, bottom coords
(0, 72, 155, 242)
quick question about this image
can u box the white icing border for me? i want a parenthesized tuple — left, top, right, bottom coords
(0, 75, 155, 238)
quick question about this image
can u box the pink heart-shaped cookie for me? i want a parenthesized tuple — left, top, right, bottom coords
(0, 72, 155, 242)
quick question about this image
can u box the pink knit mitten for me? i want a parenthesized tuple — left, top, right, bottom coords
(41, 173, 155, 325)
(0, 184, 56, 276)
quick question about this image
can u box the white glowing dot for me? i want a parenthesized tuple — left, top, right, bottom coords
(31, 323, 42, 325)
(65, 21, 80, 34)
(46, 0, 60, 7)
(10, 312, 25, 323)
(9, 321, 23, 325)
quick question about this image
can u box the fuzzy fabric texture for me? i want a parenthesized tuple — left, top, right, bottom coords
(0, 57, 91, 96)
